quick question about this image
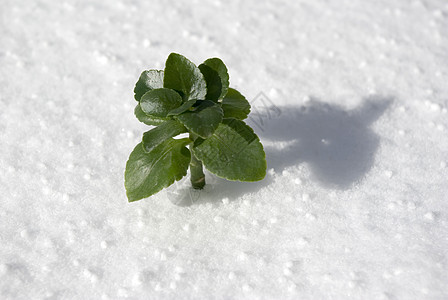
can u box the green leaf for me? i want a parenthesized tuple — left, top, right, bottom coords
(167, 99, 197, 116)
(163, 53, 207, 101)
(192, 118, 266, 181)
(134, 104, 169, 126)
(199, 58, 229, 101)
(221, 88, 251, 120)
(134, 70, 164, 101)
(176, 100, 223, 138)
(124, 139, 191, 202)
(142, 120, 187, 153)
(140, 88, 183, 118)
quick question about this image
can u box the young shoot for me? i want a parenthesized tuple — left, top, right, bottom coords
(125, 53, 266, 202)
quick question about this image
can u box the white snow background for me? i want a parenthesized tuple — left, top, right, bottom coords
(1, 0, 447, 299)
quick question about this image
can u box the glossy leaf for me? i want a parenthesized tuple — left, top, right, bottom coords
(176, 100, 223, 139)
(221, 88, 251, 120)
(199, 58, 229, 101)
(140, 88, 183, 118)
(163, 53, 207, 101)
(134, 104, 169, 126)
(142, 120, 187, 153)
(125, 139, 191, 202)
(134, 70, 164, 101)
(167, 99, 197, 116)
(192, 118, 266, 181)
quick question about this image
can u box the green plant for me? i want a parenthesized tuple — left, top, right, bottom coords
(125, 53, 266, 202)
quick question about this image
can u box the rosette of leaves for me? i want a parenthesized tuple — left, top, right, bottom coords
(125, 53, 266, 202)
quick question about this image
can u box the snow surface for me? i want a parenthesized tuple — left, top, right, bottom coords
(1, 0, 448, 299)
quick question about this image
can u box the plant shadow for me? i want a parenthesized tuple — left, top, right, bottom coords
(169, 95, 392, 206)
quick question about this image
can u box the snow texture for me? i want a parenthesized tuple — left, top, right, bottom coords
(1, 0, 448, 299)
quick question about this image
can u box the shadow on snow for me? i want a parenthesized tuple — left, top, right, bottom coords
(168, 95, 392, 206)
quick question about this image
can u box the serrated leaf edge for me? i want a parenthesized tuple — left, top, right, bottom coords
(125, 139, 191, 202)
(192, 118, 267, 182)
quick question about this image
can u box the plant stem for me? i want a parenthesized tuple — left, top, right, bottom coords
(189, 136, 205, 189)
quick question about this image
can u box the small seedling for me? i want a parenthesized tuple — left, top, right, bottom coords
(125, 53, 266, 202)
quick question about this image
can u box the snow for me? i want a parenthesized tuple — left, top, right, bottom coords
(1, 0, 448, 299)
